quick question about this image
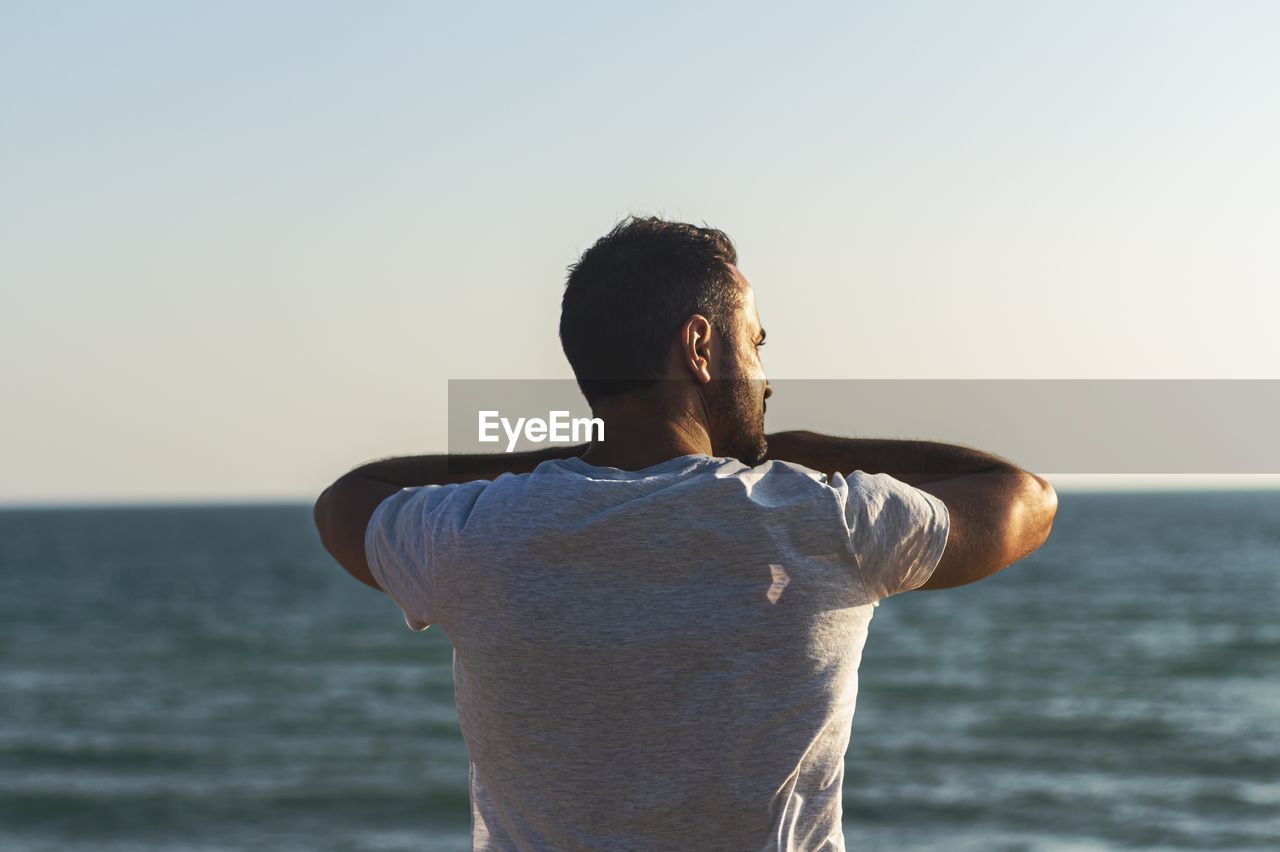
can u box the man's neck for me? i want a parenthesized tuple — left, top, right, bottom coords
(576, 402, 714, 472)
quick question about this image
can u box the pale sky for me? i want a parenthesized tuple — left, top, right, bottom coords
(2, 1, 1278, 505)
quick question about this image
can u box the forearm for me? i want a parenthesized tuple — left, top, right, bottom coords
(346, 443, 589, 488)
(765, 430, 1025, 486)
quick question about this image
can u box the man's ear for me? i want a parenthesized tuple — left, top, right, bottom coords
(679, 314, 713, 384)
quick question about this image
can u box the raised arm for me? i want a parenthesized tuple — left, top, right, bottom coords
(913, 468, 1057, 590)
(314, 443, 588, 590)
(763, 429, 1013, 486)
(764, 430, 1057, 590)
(342, 442, 591, 490)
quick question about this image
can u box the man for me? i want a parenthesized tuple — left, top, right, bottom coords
(314, 217, 1058, 850)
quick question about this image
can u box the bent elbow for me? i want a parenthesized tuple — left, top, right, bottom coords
(1034, 474, 1058, 511)
(1016, 474, 1058, 558)
(1036, 476, 1058, 541)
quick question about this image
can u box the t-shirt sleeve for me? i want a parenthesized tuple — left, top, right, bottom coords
(843, 471, 950, 602)
(364, 485, 449, 632)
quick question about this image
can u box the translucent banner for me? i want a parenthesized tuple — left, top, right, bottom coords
(447, 379, 1280, 474)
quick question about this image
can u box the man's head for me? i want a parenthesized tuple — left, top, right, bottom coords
(559, 216, 771, 464)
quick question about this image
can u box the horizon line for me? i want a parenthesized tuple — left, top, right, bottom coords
(4, 477, 1280, 510)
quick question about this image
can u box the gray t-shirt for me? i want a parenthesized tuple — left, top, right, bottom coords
(365, 453, 950, 851)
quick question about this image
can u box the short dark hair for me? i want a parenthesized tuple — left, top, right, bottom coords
(559, 216, 742, 404)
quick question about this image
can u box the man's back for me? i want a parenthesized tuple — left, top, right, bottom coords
(365, 452, 950, 851)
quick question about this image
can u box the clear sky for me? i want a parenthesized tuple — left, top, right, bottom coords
(2, 1, 1278, 504)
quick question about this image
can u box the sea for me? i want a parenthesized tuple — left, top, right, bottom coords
(1, 491, 1277, 851)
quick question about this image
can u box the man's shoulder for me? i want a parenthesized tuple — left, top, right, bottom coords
(706, 458, 845, 514)
(733, 457, 830, 485)
(375, 476, 498, 520)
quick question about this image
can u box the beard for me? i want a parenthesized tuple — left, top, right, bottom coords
(706, 371, 769, 466)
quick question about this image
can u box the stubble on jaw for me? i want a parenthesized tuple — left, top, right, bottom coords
(707, 372, 769, 466)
